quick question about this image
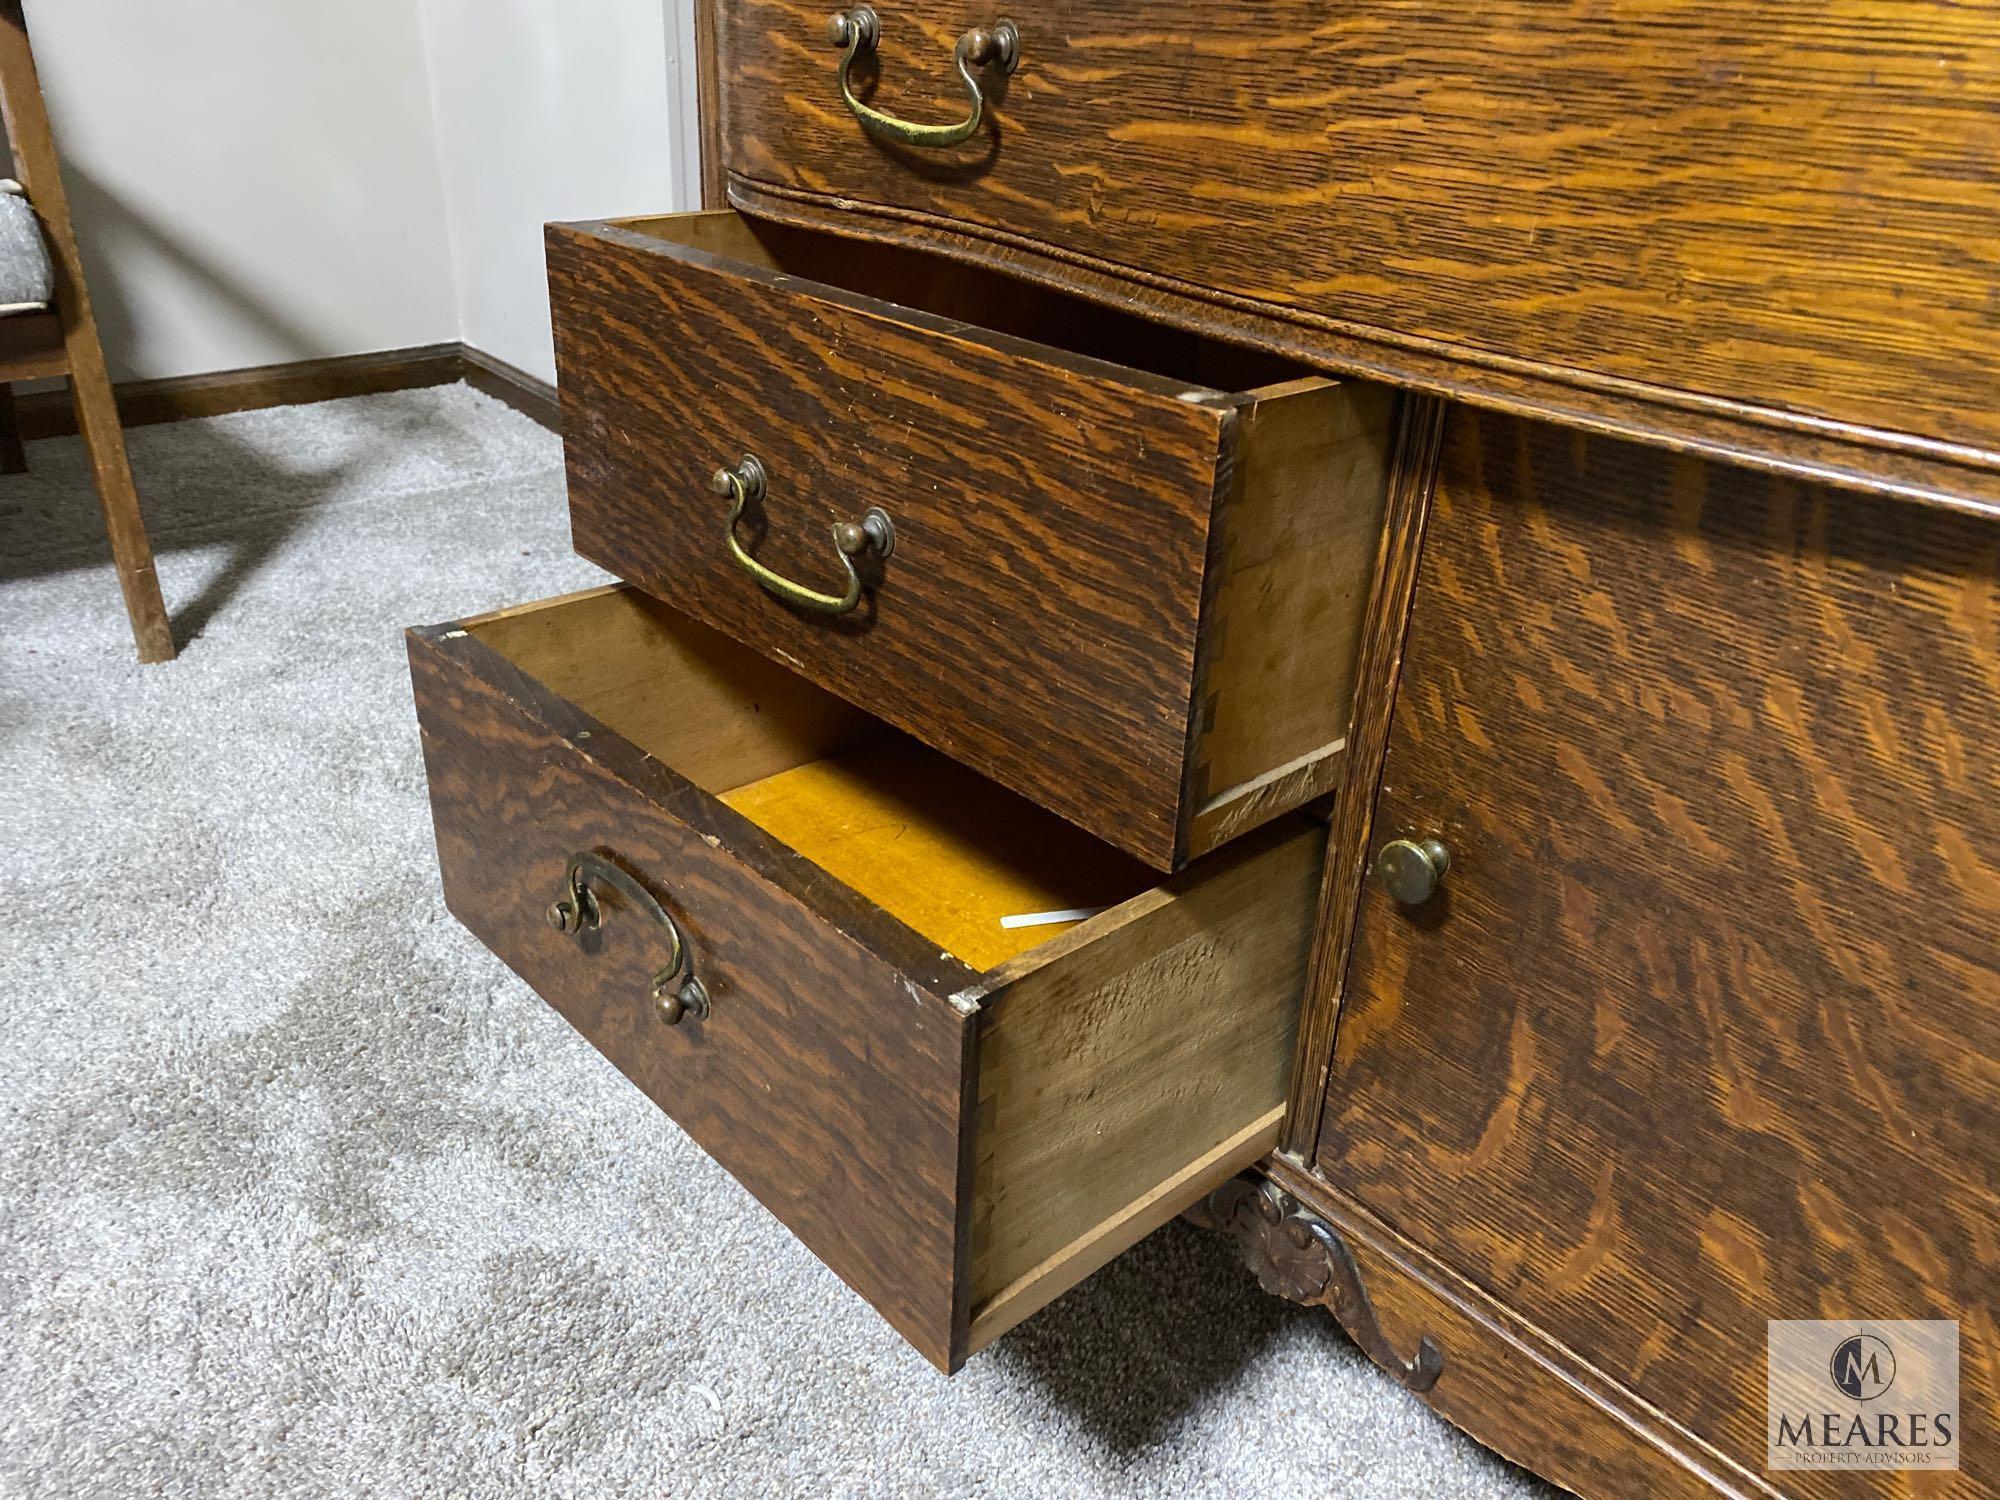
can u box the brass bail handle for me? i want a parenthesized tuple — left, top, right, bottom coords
(823, 6, 1020, 150)
(547, 851, 710, 1025)
(711, 454, 895, 616)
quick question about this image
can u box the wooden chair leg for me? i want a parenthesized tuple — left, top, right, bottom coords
(68, 355, 173, 662)
(0, 0, 171, 662)
(0, 382, 27, 473)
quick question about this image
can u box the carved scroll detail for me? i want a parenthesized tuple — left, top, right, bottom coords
(1189, 1175, 1444, 1393)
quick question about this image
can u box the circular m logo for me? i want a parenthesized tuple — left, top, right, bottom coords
(1830, 1333, 1897, 1400)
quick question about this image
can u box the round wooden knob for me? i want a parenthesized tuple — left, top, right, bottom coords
(1376, 837, 1450, 906)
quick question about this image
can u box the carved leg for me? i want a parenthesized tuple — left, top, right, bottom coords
(1189, 1174, 1445, 1393)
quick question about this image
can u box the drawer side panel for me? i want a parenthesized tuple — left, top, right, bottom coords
(969, 817, 1321, 1341)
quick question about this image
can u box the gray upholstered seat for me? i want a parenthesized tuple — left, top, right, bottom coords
(0, 183, 53, 311)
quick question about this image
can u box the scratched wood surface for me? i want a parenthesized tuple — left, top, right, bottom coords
(409, 614, 980, 1370)
(1265, 1161, 1781, 1498)
(1316, 410, 2000, 1495)
(549, 213, 1389, 868)
(550, 214, 1237, 869)
(409, 587, 1333, 1372)
(721, 0, 2000, 504)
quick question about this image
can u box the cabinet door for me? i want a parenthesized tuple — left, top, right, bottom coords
(1318, 411, 1999, 1491)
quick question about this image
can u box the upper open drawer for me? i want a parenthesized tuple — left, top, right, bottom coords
(547, 209, 1394, 871)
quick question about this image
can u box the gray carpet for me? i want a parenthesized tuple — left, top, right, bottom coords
(0, 386, 1549, 1498)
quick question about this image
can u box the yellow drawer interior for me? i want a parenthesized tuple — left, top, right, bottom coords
(719, 740, 1153, 971)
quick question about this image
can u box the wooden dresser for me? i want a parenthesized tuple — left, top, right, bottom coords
(407, 6, 1998, 1494)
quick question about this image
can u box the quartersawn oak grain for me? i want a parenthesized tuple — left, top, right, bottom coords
(1316, 410, 2000, 1496)
(408, 585, 1318, 1370)
(409, 600, 975, 1370)
(1263, 1161, 1782, 1500)
(547, 210, 1390, 869)
(722, 0, 2000, 517)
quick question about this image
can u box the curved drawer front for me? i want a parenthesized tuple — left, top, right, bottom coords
(407, 586, 1318, 1371)
(721, 0, 2000, 465)
(548, 210, 1392, 870)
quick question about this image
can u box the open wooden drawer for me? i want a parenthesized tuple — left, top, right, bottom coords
(407, 585, 1320, 1371)
(547, 209, 1394, 871)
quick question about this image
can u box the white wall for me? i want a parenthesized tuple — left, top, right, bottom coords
(24, 0, 460, 382)
(419, 0, 698, 384)
(20, 0, 700, 386)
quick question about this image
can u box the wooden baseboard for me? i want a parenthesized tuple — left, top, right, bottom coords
(15, 341, 560, 440)
(458, 344, 561, 432)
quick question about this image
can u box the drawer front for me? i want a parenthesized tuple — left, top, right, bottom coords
(408, 620, 979, 1369)
(721, 0, 2000, 461)
(1318, 412, 2000, 1489)
(548, 216, 1233, 869)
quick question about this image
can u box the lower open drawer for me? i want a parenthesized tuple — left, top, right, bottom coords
(407, 584, 1320, 1370)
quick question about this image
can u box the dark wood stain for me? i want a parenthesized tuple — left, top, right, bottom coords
(720, 0, 2000, 517)
(547, 216, 1245, 869)
(408, 623, 978, 1370)
(391, 14, 2000, 1491)
(459, 345, 561, 434)
(1316, 409, 2000, 1493)
(15, 343, 536, 441)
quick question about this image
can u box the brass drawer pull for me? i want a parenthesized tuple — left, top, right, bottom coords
(711, 454, 895, 616)
(547, 850, 710, 1025)
(823, 6, 1019, 150)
